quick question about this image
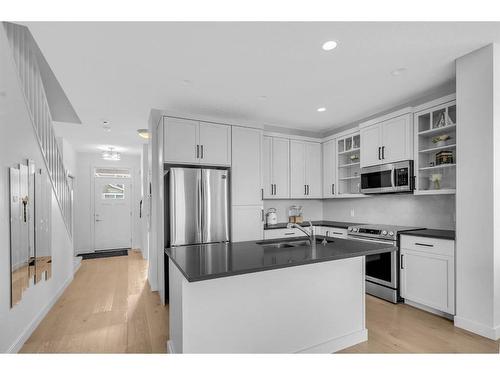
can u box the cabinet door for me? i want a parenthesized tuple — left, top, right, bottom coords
(262, 136, 273, 199)
(163, 117, 199, 163)
(324, 227, 347, 238)
(232, 205, 264, 242)
(400, 249, 455, 314)
(290, 140, 306, 198)
(198, 122, 231, 165)
(381, 114, 412, 163)
(264, 228, 307, 240)
(271, 137, 290, 199)
(322, 140, 336, 198)
(232, 127, 262, 205)
(360, 124, 382, 168)
(305, 142, 322, 198)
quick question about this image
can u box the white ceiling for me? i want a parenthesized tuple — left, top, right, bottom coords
(23, 22, 500, 154)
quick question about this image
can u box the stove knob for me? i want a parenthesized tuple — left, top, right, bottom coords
(349, 228, 353, 232)
(353, 228, 359, 232)
(388, 231, 394, 237)
(381, 230, 388, 236)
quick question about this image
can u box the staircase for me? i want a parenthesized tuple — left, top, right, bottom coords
(3, 22, 74, 237)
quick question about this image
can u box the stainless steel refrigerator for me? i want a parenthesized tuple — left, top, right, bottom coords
(169, 167, 230, 246)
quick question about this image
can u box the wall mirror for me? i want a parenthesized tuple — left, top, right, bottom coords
(9, 160, 52, 307)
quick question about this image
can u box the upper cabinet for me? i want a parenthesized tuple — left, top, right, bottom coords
(337, 132, 362, 196)
(322, 140, 336, 198)
(360, 112, 413, 168)
(163, 117, 231, 166)
(232, 127, 263, 205)
(263, 136, 290, 199)
(413, 95, 457, 195)
(290, 141, 322, 199)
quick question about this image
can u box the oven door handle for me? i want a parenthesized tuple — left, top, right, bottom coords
(391, 167, 396, 189)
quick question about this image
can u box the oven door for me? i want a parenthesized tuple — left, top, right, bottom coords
(348, 236, 398, 288)
(360, 165, 395, 194)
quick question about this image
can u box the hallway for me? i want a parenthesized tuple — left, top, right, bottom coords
(21, 251, 168, 353)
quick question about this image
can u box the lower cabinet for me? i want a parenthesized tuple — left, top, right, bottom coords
(232, 205, 264, 242)
(315, 226, 347, 238)
(264, 228, 308, 240)
(400, 235, 455, 315)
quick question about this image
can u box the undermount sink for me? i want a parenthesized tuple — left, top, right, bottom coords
(257, 238, 334, 249)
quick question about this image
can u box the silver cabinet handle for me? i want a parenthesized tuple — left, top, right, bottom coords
(196, 145, 199, 158)
(332, 232, 343, 235)
(201, 145, 204, 159)
(382, 146, 385, 159)
(378, 147, 381, 160)
(415, 242, 434, 247)
(304, 185, 307, 195)
(261, 188, 264, 200)
(307, 185, 310, 195)
(261, 209, 264, 222)
(284, 232, 295, 235)
(331, 184, 334, 195)
(400, 254, 404, 269)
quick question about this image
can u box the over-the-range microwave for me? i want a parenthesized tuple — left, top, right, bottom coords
(360, 160, 414, 194)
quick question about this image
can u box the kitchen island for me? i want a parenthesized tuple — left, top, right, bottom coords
(165, 236, 396, 353)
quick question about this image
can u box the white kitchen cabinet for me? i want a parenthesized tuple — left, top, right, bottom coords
(163, 117, 231, 166)
(232, 127, 263, 205)
(400, 235, 455, 315)
(263, 136, 290, 199)
(264, 228, 308, 240)
(336, 132, 363, 196)
(360, 113, 413, 168)
(290, 141, 322, 199)
(163, 117, 199, 163)
(232, 205, 264, 242)
(322, 140, 336, 198)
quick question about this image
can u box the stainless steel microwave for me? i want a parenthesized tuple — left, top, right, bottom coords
(360, 160, 414, 194)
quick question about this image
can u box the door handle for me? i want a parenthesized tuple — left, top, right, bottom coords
(95, 219, 103, 222)
(382, 146, 385, 159)
(378, 147, 381, 160)
(261, 188, 264, 200)
(307, 185, 310, 195)
(400, 254, 404, 269)
(196, 144, 199, 159)
(415, 242, 434, 247)
(304, 185, 307, 195)
(201, 145, 204, 159)
(274, 184, 277, 195)
(261, 209, 264, 222)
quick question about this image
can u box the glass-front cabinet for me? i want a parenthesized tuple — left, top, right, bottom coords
(414, 98, 456, 194)
(336, 132, 362, 196)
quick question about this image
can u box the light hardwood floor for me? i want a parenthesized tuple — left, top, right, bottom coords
(20, 252, 498, 353)
(341, 295, 499, 353)
(21, 250, 169, 353)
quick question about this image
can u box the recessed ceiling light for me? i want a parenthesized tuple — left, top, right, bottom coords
(137, 128, 150, 139)
(102, 120, 111, 132)
(182, 79, 192, 85)
(391, 68, 407, 76)
(258, 95, 267, 100)
(317, 107, 326, 112)
(322, 41, 338, 51)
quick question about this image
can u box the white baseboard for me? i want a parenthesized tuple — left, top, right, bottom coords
(7, 274, 74, 353)
(167, 340, 175, 354)
(297, 329, 368, 354)
(73, 256, 82, 274)
(454, 316, 500, 340)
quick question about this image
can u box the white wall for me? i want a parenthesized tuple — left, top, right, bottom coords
(73, 152, 142, 254)
(264, 199, 323, 223)
(0, 27, 74, 352)
(323, 195, 455, 229)
(140, 144, 150, 260)
(455, 43, 500, 339)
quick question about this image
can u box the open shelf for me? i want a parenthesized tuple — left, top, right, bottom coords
(338, 175, 360, 181)
(419, 163, 456, 171)
(418, 123, 456, 137)
(419, 144, 456, 154)
(414, 189, 456, 195)
(338, 147, 360, 156)
(338, 162, 360, 168)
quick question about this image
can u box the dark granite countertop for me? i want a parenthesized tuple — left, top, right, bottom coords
(264, 220, 365, 230)
(165, 235, 396, 282)
(402, 229, 455, 240)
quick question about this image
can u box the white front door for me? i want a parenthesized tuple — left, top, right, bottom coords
(94, 177, 132, 251)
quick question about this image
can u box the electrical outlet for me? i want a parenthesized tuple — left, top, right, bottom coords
(350, 209, 355, 217)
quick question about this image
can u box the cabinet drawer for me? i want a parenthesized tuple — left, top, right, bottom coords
(264, 228, 308, 240)
(323, 227, 347, 239)
(400, 235, 454, 257)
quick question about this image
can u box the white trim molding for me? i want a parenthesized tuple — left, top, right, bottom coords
(454, 316, 500, 341)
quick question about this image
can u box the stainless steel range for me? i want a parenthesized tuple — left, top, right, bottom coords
(347, 224, 424, 303)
